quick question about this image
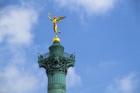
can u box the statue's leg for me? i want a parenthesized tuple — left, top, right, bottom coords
(55, 24, 58, 33)
(53, 23, 58, 37)
(53, 24, 56, 33)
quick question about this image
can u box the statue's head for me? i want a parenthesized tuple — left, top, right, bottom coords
(53, 16, 57, 19)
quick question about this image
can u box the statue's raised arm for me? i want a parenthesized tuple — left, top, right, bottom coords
(48, 13, 53, 21)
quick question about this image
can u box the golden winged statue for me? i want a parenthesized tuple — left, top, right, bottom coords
(48, 14, 65, 43)
(48, 14, 65, 35)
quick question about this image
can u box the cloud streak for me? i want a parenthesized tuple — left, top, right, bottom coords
(53, 0, 118, 15)
(106, 73, 139, 93)
(67, 67, 82, 88)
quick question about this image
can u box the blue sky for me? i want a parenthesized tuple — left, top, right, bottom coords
(0, 0, 140, 93)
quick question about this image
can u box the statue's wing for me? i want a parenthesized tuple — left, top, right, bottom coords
(56, 16, 65, 22)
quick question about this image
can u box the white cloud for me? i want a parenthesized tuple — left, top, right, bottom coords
(0, 64, 38, 93)
(54, 0, 117, 15)
(0, 6, 38, 46)
(0, 44, 40, 93)
(0, 45, 47, 93)
(0, 2, 42, 93)
(67, 67, 82, 88)
(106, 73, 139, 93)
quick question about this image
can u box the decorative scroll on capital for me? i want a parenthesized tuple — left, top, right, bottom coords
(38, 52, 75, 74)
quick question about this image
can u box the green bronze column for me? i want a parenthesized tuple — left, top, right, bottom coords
(38, 14, 74, 93)
(38, 42, 75, 93)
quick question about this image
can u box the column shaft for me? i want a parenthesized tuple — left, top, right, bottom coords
(48, 72, 66, 93)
